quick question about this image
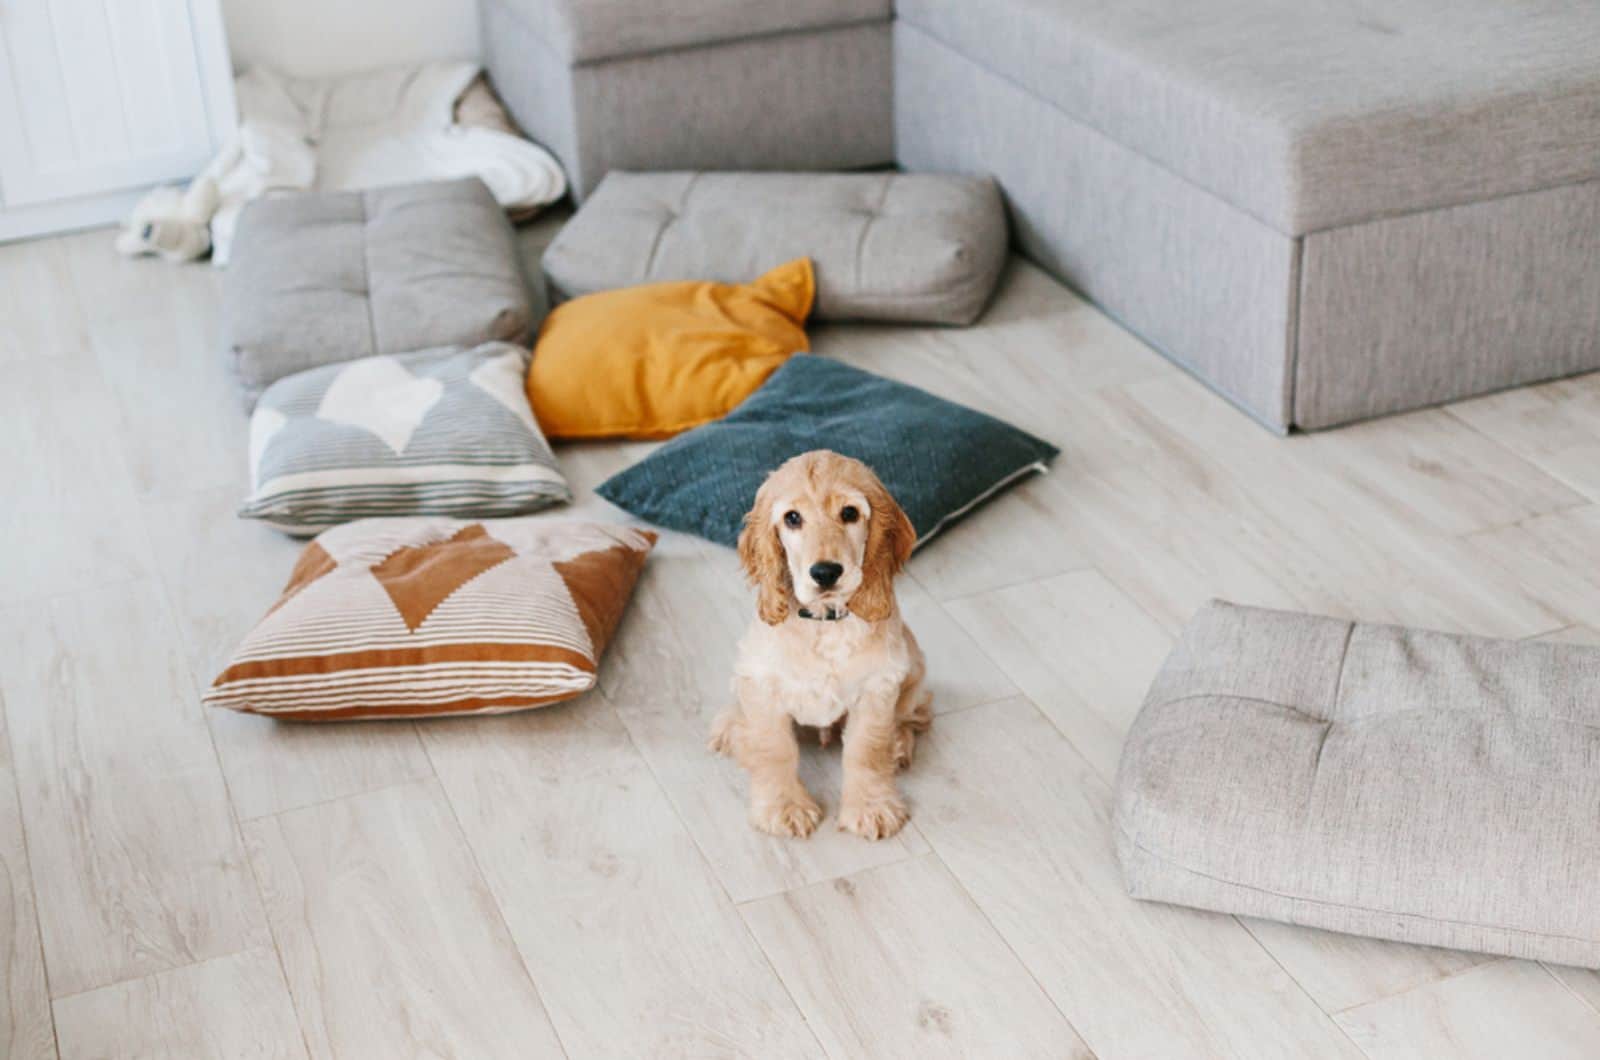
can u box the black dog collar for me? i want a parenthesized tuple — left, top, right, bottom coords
(796, 605, 849, 622)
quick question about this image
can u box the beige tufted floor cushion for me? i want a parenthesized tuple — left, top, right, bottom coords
(1115, 600, 1600, 968)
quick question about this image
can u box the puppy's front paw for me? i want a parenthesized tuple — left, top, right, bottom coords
(837, 794, 909, 840)
(752, 791, 823, 838)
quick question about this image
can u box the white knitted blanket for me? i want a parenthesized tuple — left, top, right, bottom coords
(120, 62, 566, 265)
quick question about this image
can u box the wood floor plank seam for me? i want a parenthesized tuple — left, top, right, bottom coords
(602, 693, 744, 910)
(898, 848, 1102, 1056)
(1425, 402, 1595, 509)
(739, 851, 1098, 1057)
(1464, 502, 1600, 542)
(149, 557, 282, 834)
(137, 487, 439, 821)
(1235, 917, 1486, 1024)
(244, 777, 570, 1057)
(960, 623, 1142, 788)
(261, 933, 315, 1060)
(50, 946, 309, 1060)
(415, 738, 574, 1060)
(1542, 960, 1600, 1022)
(1440, 402, 1570, 464)
(42, 945, 266, 1009)
(233, 797, 333, 1051)
(1451, 495, 1595, 540)
(907, 583, 1106, 733)
(0, 582, 272, 1005)
(137, 567, 318, 1060)
(0, 691, 60, 1058)
(902, 701, 1363, 1056)
(1235, 918, 1390, 1057)
(1018, 692, 1360, 1040)
(981, 688, 1110, 789)
(598, 695, 832, 1059)
(145, 554, 302, 1030)
(725, 825, 935, 909)
(907, 563, 1097, 608)
(1463, 504, 1600, 633)
(227, 823, 312, 1060)
(1329, 958, 1513, 1017)
(233, 774, 435, 823)
(1334, 958, 1600, 1057)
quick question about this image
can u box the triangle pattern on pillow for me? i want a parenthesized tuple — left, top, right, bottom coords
(371, 524, 517, 631)
(316, 355, 443, 454)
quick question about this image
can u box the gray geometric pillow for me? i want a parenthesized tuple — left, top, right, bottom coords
(240, 342, 569, 534)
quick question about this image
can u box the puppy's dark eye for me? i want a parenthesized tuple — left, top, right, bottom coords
(783, 510, 803, 529)
(840, 505, 860, 524)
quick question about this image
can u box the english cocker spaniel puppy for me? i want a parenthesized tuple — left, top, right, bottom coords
(710, 450, 931, 840)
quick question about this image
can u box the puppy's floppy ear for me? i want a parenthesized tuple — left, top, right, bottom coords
(738, 486, 790, 625)
(850, 482, 915, 623)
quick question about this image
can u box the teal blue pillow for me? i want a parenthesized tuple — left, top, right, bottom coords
(595, 355, 1059, 549)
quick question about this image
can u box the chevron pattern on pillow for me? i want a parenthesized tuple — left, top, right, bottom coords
(241, 342, 570, 535)
(206, 517, 655, 721)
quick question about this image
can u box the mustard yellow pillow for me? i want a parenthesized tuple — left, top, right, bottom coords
(527, 258, 814, 440)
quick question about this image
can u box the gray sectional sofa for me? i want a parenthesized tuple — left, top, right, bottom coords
(485, 0, 1600, 432)
(479, 0, 894, 200)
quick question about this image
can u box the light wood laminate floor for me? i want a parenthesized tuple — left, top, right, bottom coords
(4, 219, 1600, 1059)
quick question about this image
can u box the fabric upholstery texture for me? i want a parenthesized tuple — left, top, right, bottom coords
(1294, 177, 1600, 429)
(897, 0, 1600, 234)
(241, 343, 570, 535)
(486, 0, 890, 64)
(1115, 600, 1600, 968)
(481, 0, 892, 199)
(896, 23, 1297, 429)
(543, 171, 1009, 325)
(595, 354, 1059, 549)
(206, 518, 655, 721)
(222, 178, 532, 406)
(527, 259, 814, 440)
(896, 13, 1600, 431)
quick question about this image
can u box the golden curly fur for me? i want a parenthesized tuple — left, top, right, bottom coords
(710, 451, 931, 840)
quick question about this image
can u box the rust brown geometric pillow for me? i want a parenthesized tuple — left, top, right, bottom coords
(206, 517, 655, 721)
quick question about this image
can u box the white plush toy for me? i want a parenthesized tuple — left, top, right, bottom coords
(114, 176, 220, 263)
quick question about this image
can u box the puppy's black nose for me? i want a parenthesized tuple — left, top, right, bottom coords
(809, 561, 844, 588)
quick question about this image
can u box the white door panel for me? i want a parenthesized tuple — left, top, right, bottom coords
(0, 0, 222, 207)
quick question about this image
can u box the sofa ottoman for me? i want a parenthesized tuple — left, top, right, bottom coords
(480, 0, 894, 200)
(222, 178, 533, 405)
(896, 2, 1600, 430)
(1114, 600, 1600, 967)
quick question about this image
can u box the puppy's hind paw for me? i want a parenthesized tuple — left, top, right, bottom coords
(837, 795, 909, 841)
(891, 725, 920, 771)
(752, 792, 823, 838)
(893, 692, 932, 769)
(707, 709, 739, 756)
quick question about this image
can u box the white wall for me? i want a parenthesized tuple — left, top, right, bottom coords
(220, 0, 481, 78)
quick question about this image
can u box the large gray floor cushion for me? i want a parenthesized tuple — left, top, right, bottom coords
(480, 0, 893, 200)
(897, 1, 1600, 429)
(1114, 601, 1600, 968)
(223, 178, 532, 405)
(543, 171, 1008, 325)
